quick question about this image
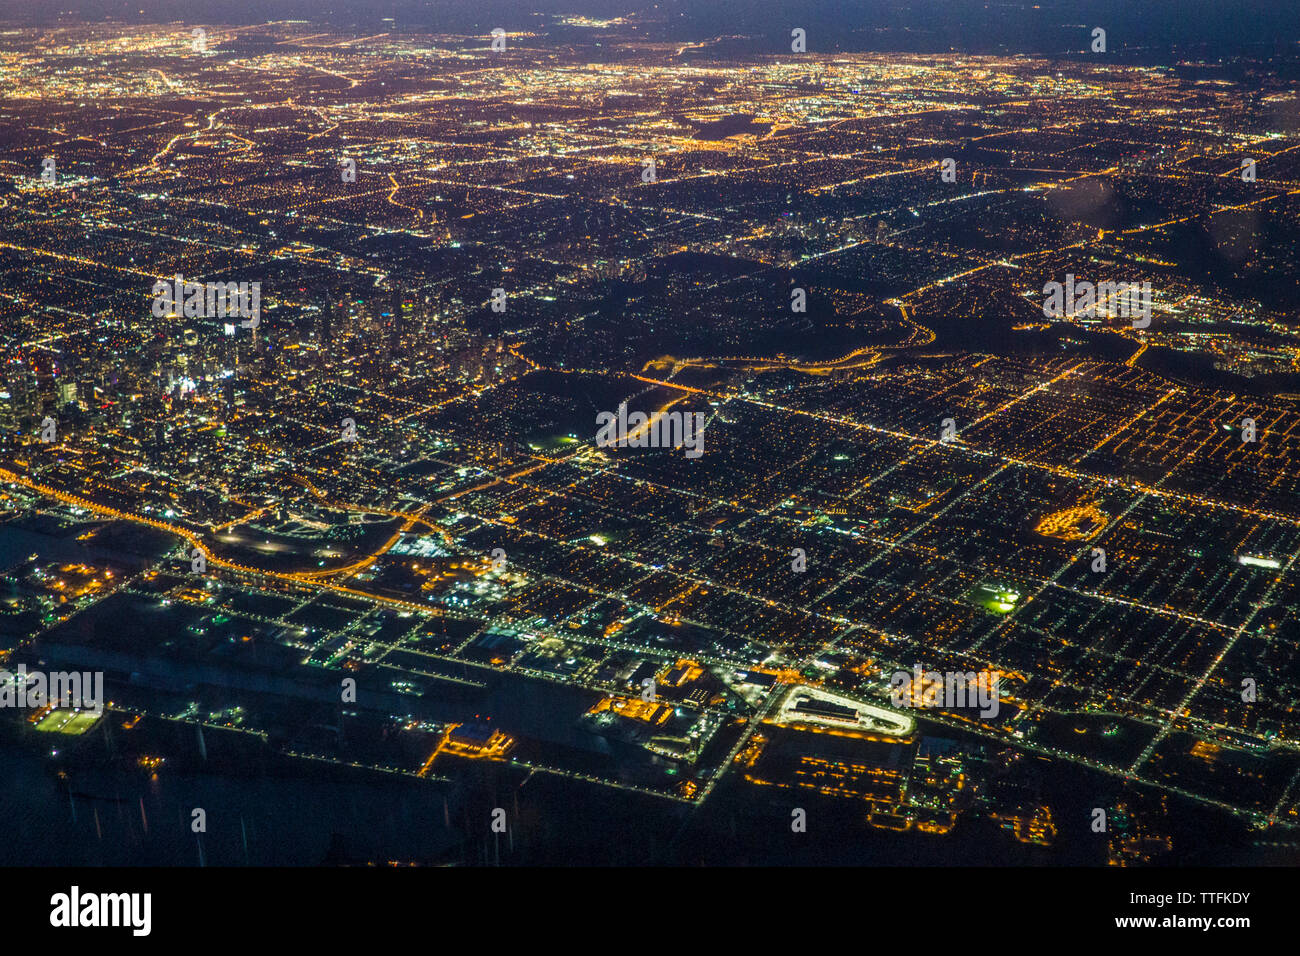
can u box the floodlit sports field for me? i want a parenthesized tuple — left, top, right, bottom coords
(33, 709, 102, 736)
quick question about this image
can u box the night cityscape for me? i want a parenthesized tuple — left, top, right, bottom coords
(0, 0, 1297, 920)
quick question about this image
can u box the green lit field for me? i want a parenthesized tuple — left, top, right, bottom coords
(33, 709, 102, 736)
(529, 434, 581, 452)
(969, 582, 1022, 615)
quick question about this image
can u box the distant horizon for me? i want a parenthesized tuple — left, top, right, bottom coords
(2, 0, 1298, 61)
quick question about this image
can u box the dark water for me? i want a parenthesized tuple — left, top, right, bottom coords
(0, 523, 103, 574)
(0, 736, 464, 866)
(0, 520, 173, 574)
